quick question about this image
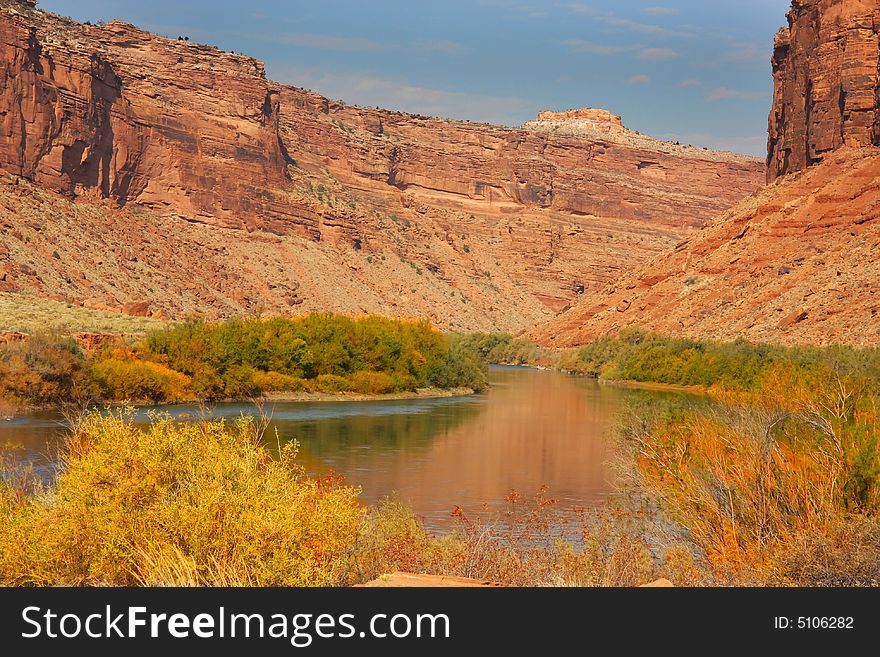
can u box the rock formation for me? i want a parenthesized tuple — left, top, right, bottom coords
(528, 147, 880, 347)
(768, 0, 880, 181)
(0, 0, 763, 332)
(531, 0, 880, 347)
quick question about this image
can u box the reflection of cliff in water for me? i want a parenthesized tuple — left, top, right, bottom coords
(269, 397, 483, 460)
(283, 367, 628, 530)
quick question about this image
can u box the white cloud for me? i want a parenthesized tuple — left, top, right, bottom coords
(568, 5, 695, 39)
(706, 86, 765, 102)
(261, 32, 387, 52)
(636, 47, 679, 60)
(724, 44, 769, 63)
(627, 74, 651, 85)
(272, 67, 533, 125)
(643, 7, 677, 16)
(562, 39, 634, 55)
(677, 78, 701, 88)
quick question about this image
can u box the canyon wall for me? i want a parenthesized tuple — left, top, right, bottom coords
(768, 0, 880, 181)
(529, 147, 880, 347)
(0, 0, 764, 331)
(532, 0, 880, 347)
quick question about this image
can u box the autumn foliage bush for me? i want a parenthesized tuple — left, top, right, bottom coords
(0, 413, 695, 587)
(620, 365, 880, 585)
(0, 412, 362, 586)
(0, 333, 89, 406)
(89, 350, 191, 403)
(0, 315, 488, 407)
(107, 313, 488, 400)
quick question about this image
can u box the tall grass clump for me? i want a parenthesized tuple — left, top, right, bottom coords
(619, 365, 880, 585)
(0, 412, 362, 586)
(339, 495, 698, 587)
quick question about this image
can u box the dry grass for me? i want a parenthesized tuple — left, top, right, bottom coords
(0, 418, 698, 587)
(619, 366, 880, 585)
(339, 497, 700, 587)
(0, 293, 167, 334)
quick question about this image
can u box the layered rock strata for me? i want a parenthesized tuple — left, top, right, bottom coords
(0, 0, 763, 330)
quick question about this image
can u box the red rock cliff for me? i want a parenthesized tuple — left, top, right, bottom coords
(768, 0, 880, 181)
(530, 0, 880, 347)
(0, 0, 765, 332)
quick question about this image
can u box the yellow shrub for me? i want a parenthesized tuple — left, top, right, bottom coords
(0, 413, 363, 586)
(314, 374, 353, 393)
(90, 352, 191, 403)
(250, 370, 312, 393)
(348, 371, 398, 394)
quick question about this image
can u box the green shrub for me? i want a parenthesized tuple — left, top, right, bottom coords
(348, 371, 398, 394)
(314, 374, 354, 393)
(570, 329, 880, 392)
(423, 341, 487, 392)
(221, 364, 259, 398)
(190, 364, 225, 399)
(134, 313, 488, 397)
(454, 333, 543, 366)
(251, 370, 311, 392)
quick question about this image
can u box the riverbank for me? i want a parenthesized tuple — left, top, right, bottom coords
(259, 386, 475, 403)
(0, 386, 478, 420)
(0, 313, 489, 412)
(599, 379, 707, 395)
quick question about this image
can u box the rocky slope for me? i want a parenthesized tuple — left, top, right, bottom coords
(0, 0, 762, 331)
(768, 0, 880, 181)
(529, 146, 880, 347)
(0, 170, 545, 333)
(531, 0, 880, 346)
(532, 0, 880, 348)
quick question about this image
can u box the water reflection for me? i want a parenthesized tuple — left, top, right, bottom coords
(1, 366, 644, 532)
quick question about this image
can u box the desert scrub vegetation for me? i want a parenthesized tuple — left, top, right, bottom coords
(339, 497, 700, 587)
(0, 333, 91, 407)
(464, 328, 880, 393)
(454, 332, 546, 366)
(124, 313, 487, 401)
(0, 412, 362, 586)
(618, 364, 880, 585)
(0, 314, 488, 407)
(0, 293, 166, 335)
(0, 414, 697, 587)
(571, 329, 880, 391)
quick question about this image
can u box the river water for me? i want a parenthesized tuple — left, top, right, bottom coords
(0, 366, 677, 534)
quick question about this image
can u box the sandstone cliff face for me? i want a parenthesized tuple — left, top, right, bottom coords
(768, 0, 880, 181)
(529, 0, 880, 347)
(528, 147, 880, 347)
(0, 0, 763, 332)
(0, 2, 294, 232)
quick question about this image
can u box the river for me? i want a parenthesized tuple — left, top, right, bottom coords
(0, 366, 680, 535)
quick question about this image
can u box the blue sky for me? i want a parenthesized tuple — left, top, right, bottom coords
(39, 0, 792, 155)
